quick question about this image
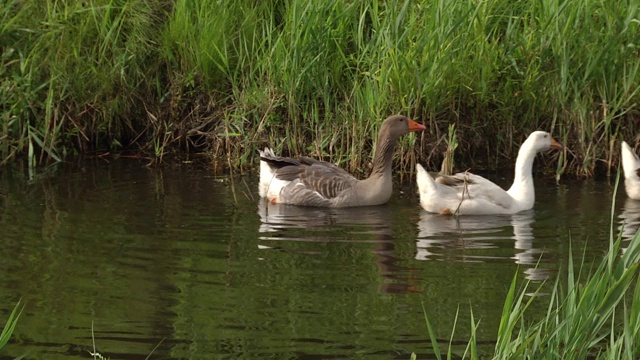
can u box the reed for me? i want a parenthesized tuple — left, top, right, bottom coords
(1, 0, 639, 175)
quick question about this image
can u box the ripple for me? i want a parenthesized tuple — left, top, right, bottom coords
(415, 210, 552, 281)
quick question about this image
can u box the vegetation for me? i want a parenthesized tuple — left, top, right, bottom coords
(420, 179, 640, 359)
(0, 301, 22, 352)
(1, 0, 639, 175)
(422, 234, 640, 359)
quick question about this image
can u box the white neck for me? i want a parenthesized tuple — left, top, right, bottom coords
(506, 140, 537, 210)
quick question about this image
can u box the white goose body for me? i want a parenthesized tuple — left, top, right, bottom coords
(259, 115, 425, 207)
(621, 141, 640, 200)
(417, 131, 561, 215)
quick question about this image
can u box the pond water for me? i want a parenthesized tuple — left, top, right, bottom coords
(0, 159, 635, 359)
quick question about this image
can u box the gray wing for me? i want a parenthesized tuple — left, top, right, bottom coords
(259, 149, 359, 200)
(276, 161, 358, 199)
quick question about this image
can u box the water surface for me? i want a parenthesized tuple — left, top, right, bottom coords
(0, 160, 633, 359)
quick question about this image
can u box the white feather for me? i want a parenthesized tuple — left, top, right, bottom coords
(417, 131, 560, 215)
(258, 148, 290, 201)
(621, 141, 640, 200)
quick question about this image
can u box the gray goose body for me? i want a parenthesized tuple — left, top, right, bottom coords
(258, 115, 425, 207)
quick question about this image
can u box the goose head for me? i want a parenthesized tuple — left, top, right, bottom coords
(378, 115, 426, 140)
(522, 131, 563, 153)
(368, 115, 425, 179)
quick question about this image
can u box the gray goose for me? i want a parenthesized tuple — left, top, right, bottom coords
(258, 115, 426, 207)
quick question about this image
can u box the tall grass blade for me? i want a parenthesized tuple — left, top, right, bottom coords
(0, 300, 23, 351)
(420, 301, 442, 360)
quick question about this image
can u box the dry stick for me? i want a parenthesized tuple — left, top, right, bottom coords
(38, 108, 56, 166)
(453, 171, 471, 216)
(229, 175, 238, 207)
(144, 107, 159, 160)
(88, 321, 105, 360)
(250, 94, 278, 145)
(91, 321, 96, 360)
(144, 337, 165, 360)
(424, 134, 448, 170)
(265, 170, 279, 204)
(314, 123, 321, 159)
(242, 178, 255, 202)
(224, 116, 233, 170)
(224, 118, 238, 206)
(67, 107, 90, 142)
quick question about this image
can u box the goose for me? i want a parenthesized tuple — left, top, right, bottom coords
(258, 115, 426, 207)
(621, 141, 640, 200)
(417, 131, 562, 215)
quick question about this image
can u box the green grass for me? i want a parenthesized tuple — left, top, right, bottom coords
(1, 0, 639, 175)
(421, 233, 640, 359)
(420, 175, 640, 359)
(0, 301, 22, 352)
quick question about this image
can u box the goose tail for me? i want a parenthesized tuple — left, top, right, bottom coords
(621, 141, 640, 180)
(416, 163, 437, 197)
(259, 148, 278, 198)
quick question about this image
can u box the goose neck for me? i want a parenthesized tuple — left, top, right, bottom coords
(507, 142, 537, 207)
(513, 144, 536, 184)
(370, 136, 396, 179)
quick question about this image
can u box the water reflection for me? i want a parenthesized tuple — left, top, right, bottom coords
(257, 200, 393, 237)
(257, 200, 418, 293)
(618, 198, 640, 241)
(1, 162, 624, 359)
(415, 211, 550, 281)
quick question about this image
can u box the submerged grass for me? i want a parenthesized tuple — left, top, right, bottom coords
(89, 321, 164, 360)
(1, 0, 639, 174)
(420, 175, 640, 359)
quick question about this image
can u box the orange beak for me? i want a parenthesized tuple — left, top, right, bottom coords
(550, 137, 563, 149)
(408, 119, 426, 132)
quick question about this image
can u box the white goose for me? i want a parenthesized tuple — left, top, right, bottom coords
(259, 115, 426, 207)
(621, 141, 640, 200)
(417, 131, 562, 215)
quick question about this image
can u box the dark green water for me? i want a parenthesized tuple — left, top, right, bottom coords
(0, 160, 633, 359)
